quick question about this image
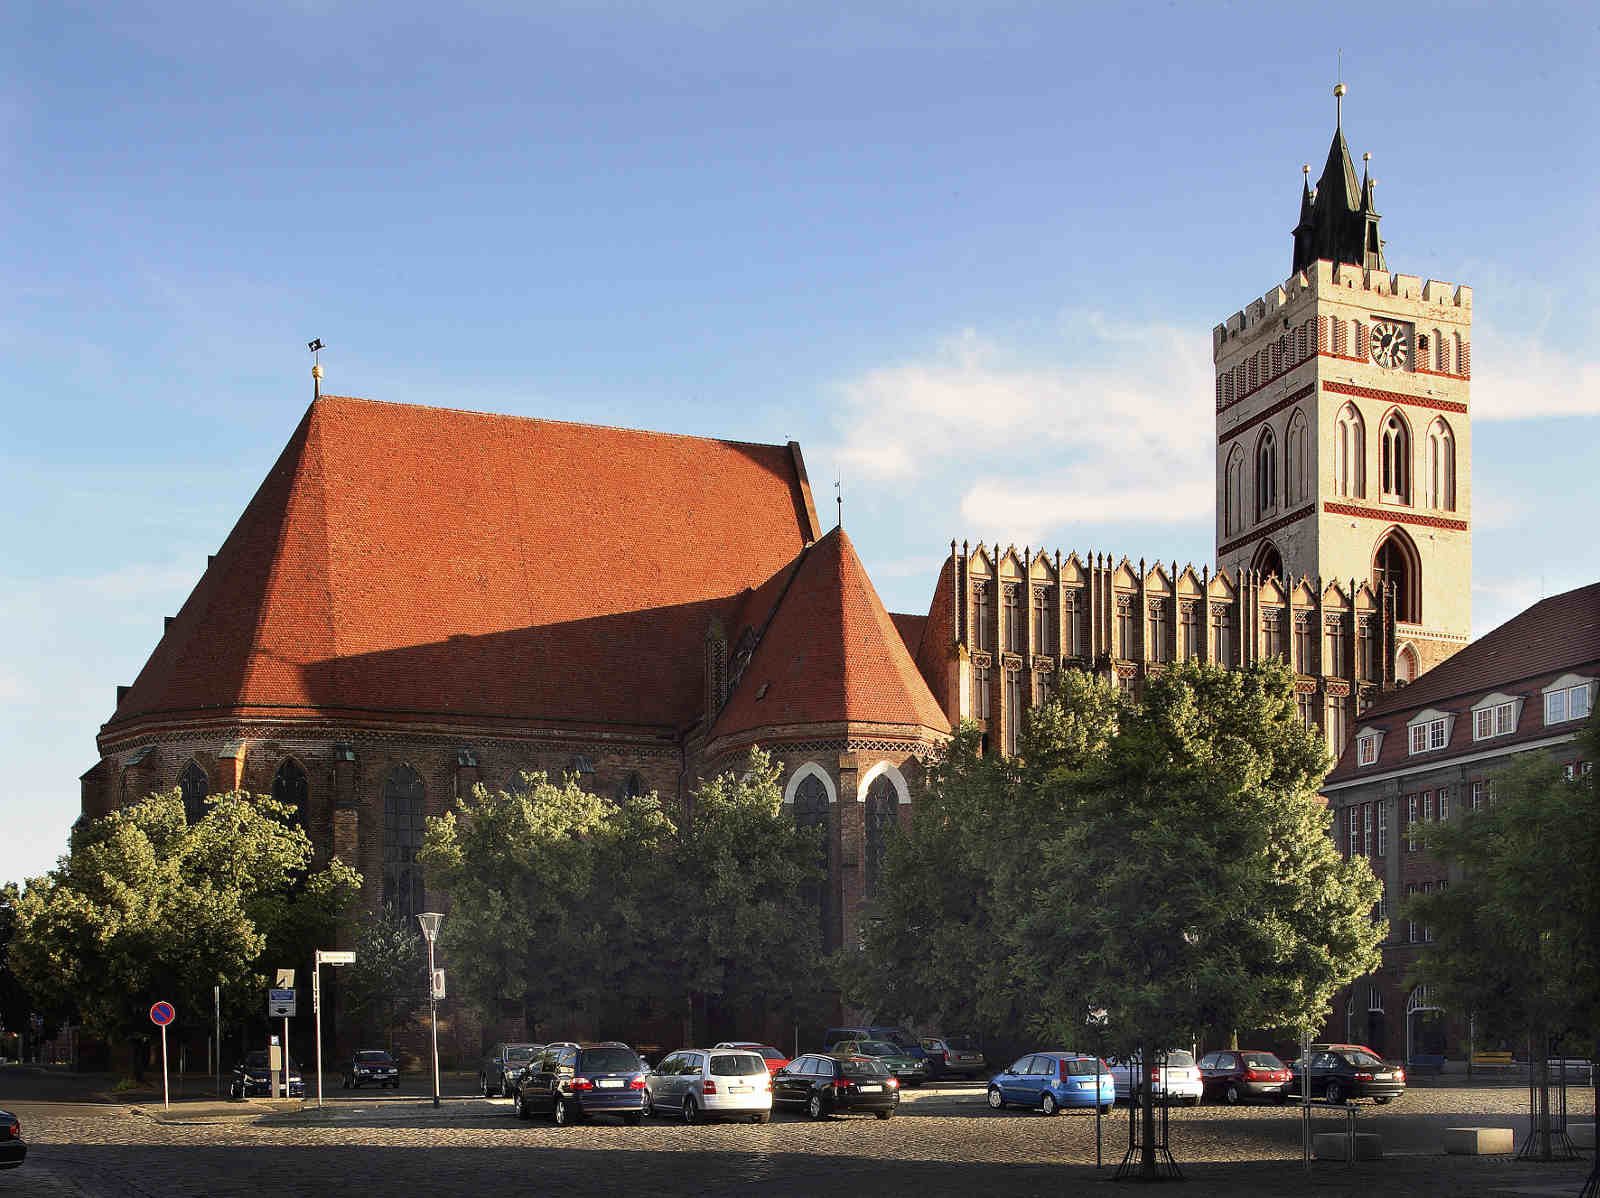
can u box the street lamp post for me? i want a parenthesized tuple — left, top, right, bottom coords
(417, 912, 444, 1108)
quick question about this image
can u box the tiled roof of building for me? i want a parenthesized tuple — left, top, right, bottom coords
(1325, 581, 1600, 783)
(889, 612, 928, 659)
(707, 529, 952, 744)
(103, 395, 819, 736)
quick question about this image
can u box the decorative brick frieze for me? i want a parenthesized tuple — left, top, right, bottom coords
(1322, 501, 1468, 533)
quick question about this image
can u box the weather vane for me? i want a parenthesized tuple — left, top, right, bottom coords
(308, 338, 325, 400)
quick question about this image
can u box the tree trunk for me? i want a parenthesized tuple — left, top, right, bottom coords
(1140, 1038, 1158, 1178)
(1533, 1024, 1552, 1161)
(682, 991, 694, 1049)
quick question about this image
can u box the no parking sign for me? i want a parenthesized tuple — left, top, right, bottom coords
(149, 1001, 175, 1026)
(149, 1001, 174, 1110)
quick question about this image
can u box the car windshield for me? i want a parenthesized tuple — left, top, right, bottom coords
(709, 1054, 766, 1076)
(578, 1048, 641, 1074)
(505, 1046, 539, 1063)
(355, 1052, 393, 1063)
(944, 1035, 980, 1051)
(1340, 1050, 1384, 1067)
(840, 1059, 891, 1078)
(1241, 1053, 1284, 1069)
(857, 1041, 897, 1056)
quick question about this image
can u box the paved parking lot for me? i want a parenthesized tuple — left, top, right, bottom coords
(3, 1072, 1593, 1198)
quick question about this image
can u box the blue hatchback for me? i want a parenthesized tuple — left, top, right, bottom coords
(987, 1052, 1115, 1115)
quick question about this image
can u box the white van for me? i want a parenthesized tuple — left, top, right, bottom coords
(646, 1048, 772, 1123)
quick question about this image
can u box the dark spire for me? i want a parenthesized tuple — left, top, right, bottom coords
(1291, 84, 1385, 276)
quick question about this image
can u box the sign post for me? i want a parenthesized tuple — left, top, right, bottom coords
(313, 950, 356, 1108)
(149, 1002, 175, 1110)
(214, 985, 221, 1097)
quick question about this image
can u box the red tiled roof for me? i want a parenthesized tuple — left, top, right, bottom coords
(707, 528, 952, 744)
(104, 395, 819, 736)
(1325, 581, 1600, 783)
(889, 612, 928, 659)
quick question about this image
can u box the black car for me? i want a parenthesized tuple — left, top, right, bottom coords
(230, 1051, 305, 1099)
(0, 1110, 24, 1169)
(1288, 1046, 1405, 1105)
(772, 1053, 899, 1120)
(342, 1049, 401, 1090)
(515, 1042, 647, 1125)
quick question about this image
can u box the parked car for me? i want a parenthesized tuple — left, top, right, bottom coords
(1106, 1050, 1203, 1106)
(0, 1110, 24, 1169)
(1287, 1046, 1405, 1105)
(515, 1042, 648, 1125)
(920, 1034, 987, 1079)
(647, 1048, 772, 1124)
(341, 1049, 401, 1090)
(823, 1026, 932, 1067)
(1197, 1050, 1291, 1105)
(986, 1052, 1114, 1115)
(229, 1051, 304, 1099)
(772, 1053, 899, 1120)
(828, 1039, 928, 1086)
(481, 1042, 543, 1098)
(714, 1042, 790, 1074)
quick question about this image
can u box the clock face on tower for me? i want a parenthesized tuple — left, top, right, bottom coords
(1369, 321, 1410, 370)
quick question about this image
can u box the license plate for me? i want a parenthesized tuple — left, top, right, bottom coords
(857, 1084, 881, 1092)
(1374, 1073, 1391, 1080)
(729, 1085, 751, 1093)
(598, 1078, 624, 1089)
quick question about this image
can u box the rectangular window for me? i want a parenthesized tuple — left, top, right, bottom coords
(1376, 892, 1387, 922)
(1003, 586, 1023, 654)
(1437, 787, 1449, 822)
(1032, 588, 1054, 656)
(1149, 606, 1169, 663)
(1347, 807, 1359, 860)
(1474, 700, 1517, 740)
(1180, 603, 1199, 661)
(1422, 791, 1433, 822)
(1406, 794, 1418, 851)
(1406, 882, 1417, 943)
(1376, 801, 1387, 857)
(1357, 732, 1378, 766)
(1327, 701, 1349, 758)
(1294, 617, 1312, 672)
(1262, 615, 1282, 661)
(1362, 803, 1371, 857)
(1410, 724, 1428, 754)
(1422, 881, 1434, 941)
(1116, 602, 1135, 659)
(1296, 694, 1315, 729)
(973, 664, 990, 721)
(1032, 671, 1050, 708)
(1211, 605, 1234, 667)
(973, 583, 993, 653)
(1064, 591, 1083, 657)
(1325, 619, 1347, 675)
(1004, 670, 1023, 756)
(1546, 684, 1592, 725)
(1429, 719, 1448, 749)
(1471, 780, 1483, 811)
(1358, 620, 1378, 681)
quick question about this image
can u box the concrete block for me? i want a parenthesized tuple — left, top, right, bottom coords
(1570, 1123, 1594, 1149)
(1443, 1127, 1514, 1155)
(1313, 1131, 1383, 1161)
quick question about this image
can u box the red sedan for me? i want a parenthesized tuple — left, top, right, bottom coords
(714, 1042, 789, 1074)
(1198, 1049, 1292, 1105)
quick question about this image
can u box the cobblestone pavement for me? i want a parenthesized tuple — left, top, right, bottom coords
(6, 1079, 1594, 1198)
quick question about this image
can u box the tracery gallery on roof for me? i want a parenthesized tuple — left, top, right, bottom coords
(84, 90, 1471, 965)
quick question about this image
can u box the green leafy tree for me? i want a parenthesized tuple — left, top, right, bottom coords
(10, 789, 360, 1077)
(344, 907, 428, 1051)
(1409, 713, 1599, 1160)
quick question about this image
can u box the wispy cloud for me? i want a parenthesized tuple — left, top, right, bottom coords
(1471, 327, 1600, 421)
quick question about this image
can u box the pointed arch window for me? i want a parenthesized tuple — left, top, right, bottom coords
(1255, 427, 1278, 520)
(1224, 446, 1246, 535)
(382, 765, 426, 919)
(1031, 586, 1054, 656)
(1334, 403, 1366, 498)
(1374, 530, 1421, 625)
(1425, 418, 1455, 511)
(792, 774, 830, 947)
(1381, 411, 1411, 504)
(864, 775, 898, 899)
(179, 760, 208, 824)
(272, 759, 308, 830)
(972, 580, 993, 653)
(1285, 410, 1309, 505)
(615, 772, 645, 802)
(1251, 541, 1284, 581)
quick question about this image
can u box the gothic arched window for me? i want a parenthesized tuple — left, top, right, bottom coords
(1335, 403, 1366, 498)
(972, 580, 993, 652)
(864, 775, 898, 899)
(272, 759, 308, 829)
(1425, 418, 1455, 511)
(1225, 446, 1246, 535)
(382, 765, 427, 919)
(1252, 540, 1284, 581)
(792, 774, 829, 947)
(1374, 530, 1421, 625)
(1255, 427, 1278, 520)
(178, 760, 208, 824)
(614, 771, 644, 802)
(1381, 411, 1411, 504)
(1285, 410, 1309, 505)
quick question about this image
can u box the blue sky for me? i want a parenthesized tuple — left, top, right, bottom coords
(3, 1, 1597, 886)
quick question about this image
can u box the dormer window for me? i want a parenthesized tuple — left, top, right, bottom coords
(1471, 692, 1523, 741)
(1543, 674, 1596, 726)
(1406, 708, 1455, 756)
(1355, 727, 1383, 767)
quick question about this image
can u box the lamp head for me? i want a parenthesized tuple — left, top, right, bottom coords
(416, 911, 444, 941)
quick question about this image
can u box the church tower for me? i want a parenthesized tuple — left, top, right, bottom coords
(1214, 84, 1472, 682)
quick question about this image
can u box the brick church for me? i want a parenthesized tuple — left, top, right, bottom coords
(81, 91, 1473, 1036)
